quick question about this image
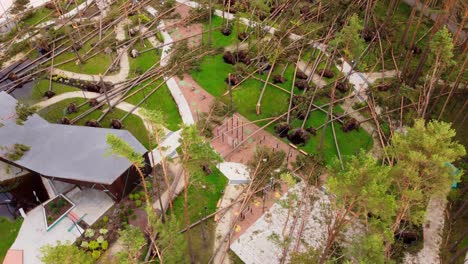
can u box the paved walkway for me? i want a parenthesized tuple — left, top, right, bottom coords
(51, 19, 130, 84)
(404, 196, 447, 264)
(212, 184, 245, 264)
(9, 188, 114, 264)
(297, 61, 328, 88)
(145, 5, 195, 125)
(216, 162, 250, 185)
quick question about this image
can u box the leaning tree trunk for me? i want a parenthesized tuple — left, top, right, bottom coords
(438, 52, 468, 119)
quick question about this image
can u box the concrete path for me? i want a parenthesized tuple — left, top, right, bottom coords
(216, 162, 251, 185)
(148, 130, 181, 167)
(297, 61, 328, 88)
(9, 187, 113, 264)
(9, 206, 82, 264)
(145, 5, 195, 125)
(213, 184, 245, 264)
(404, 197, 447, 264)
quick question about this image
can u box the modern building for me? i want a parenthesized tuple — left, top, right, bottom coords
(0, 91, 149, 217)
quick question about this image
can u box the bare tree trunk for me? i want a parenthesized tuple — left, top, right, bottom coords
(438, 54, 467, 119)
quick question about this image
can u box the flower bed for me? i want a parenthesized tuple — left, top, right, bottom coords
(43, 194, 75, 231)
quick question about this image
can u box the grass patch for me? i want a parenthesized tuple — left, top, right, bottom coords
(125, 81, 183, 131)
(192, 54, 373, 163)
(38, 98, 151, 148)
(54, 35, 115, 75)
(201, 16, 244, 48)
(28, 79, 80, 104)
(0, 217, 23, 263)
(170, 167, 228, 263)
(23, 7, 54, 25)
(128, 39, 161, 78)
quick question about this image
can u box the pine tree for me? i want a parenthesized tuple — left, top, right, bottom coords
(320, 150, 396, 262)
(386, 119, 466, 254)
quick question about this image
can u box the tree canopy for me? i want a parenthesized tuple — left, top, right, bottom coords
(40, 241, 94, 264)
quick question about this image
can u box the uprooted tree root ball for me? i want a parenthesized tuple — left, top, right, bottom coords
(60, 117, 70, 125)
(319, 69, 335, 78)
(238, 32, 248, 41)
(111, 119, 123, 129)
(273, 74, 285, 84)
(85, 120, 101, 127)
(44, 90, 56, 99)
(88, 98, 99, 107)
(336, 82, 349, 93)
(295, 79, 309, 90)
(288, 128, 310, 145)
(221, 27, 232, 36)
(225, 74, 239, 85)
(342, 118, 360, 132)
(223, 51, 251, 65)
(296, 70, 308, 80)
(67, 103, 77, 114)
(275, 122, 290, 138)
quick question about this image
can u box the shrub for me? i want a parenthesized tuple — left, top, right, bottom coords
(84, 229, 95, 238)
(128, 193, 134, 200)
(146, 181, 152, 189)
(101, 240, 109, 250)
(135, 200, 142, 207)
(96, 236, 104, 243)
(91, 250, 101, 259)
(80, 241, 89, 249)
(88, 241, 99, 251)
(99, 228, 108, 235)
(138, 191, 145, 199)
(102, 216, 109, 223)
(133, 193, 140, 201)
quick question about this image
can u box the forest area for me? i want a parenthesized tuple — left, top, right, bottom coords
(0, 0, 467, 263)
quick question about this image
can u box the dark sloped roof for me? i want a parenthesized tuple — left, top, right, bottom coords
(0, 92, 147, 185)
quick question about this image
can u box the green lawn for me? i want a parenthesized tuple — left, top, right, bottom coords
(192, 54, 373, 163)
(54, 35, 115, 75)
(23, 7, 54, 26)
(201, 16, 243, 48)
(125, 81, 183, 131)
(0, 217, 22, 263)
(128, 39, 161, 78)
(170, 167, 228, 263)
(28, 79, 80, 104)
(38, 98, 151, 148)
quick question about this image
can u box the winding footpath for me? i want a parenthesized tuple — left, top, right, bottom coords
(34, 91, 158, 133)
(51, 19, 131, 84)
